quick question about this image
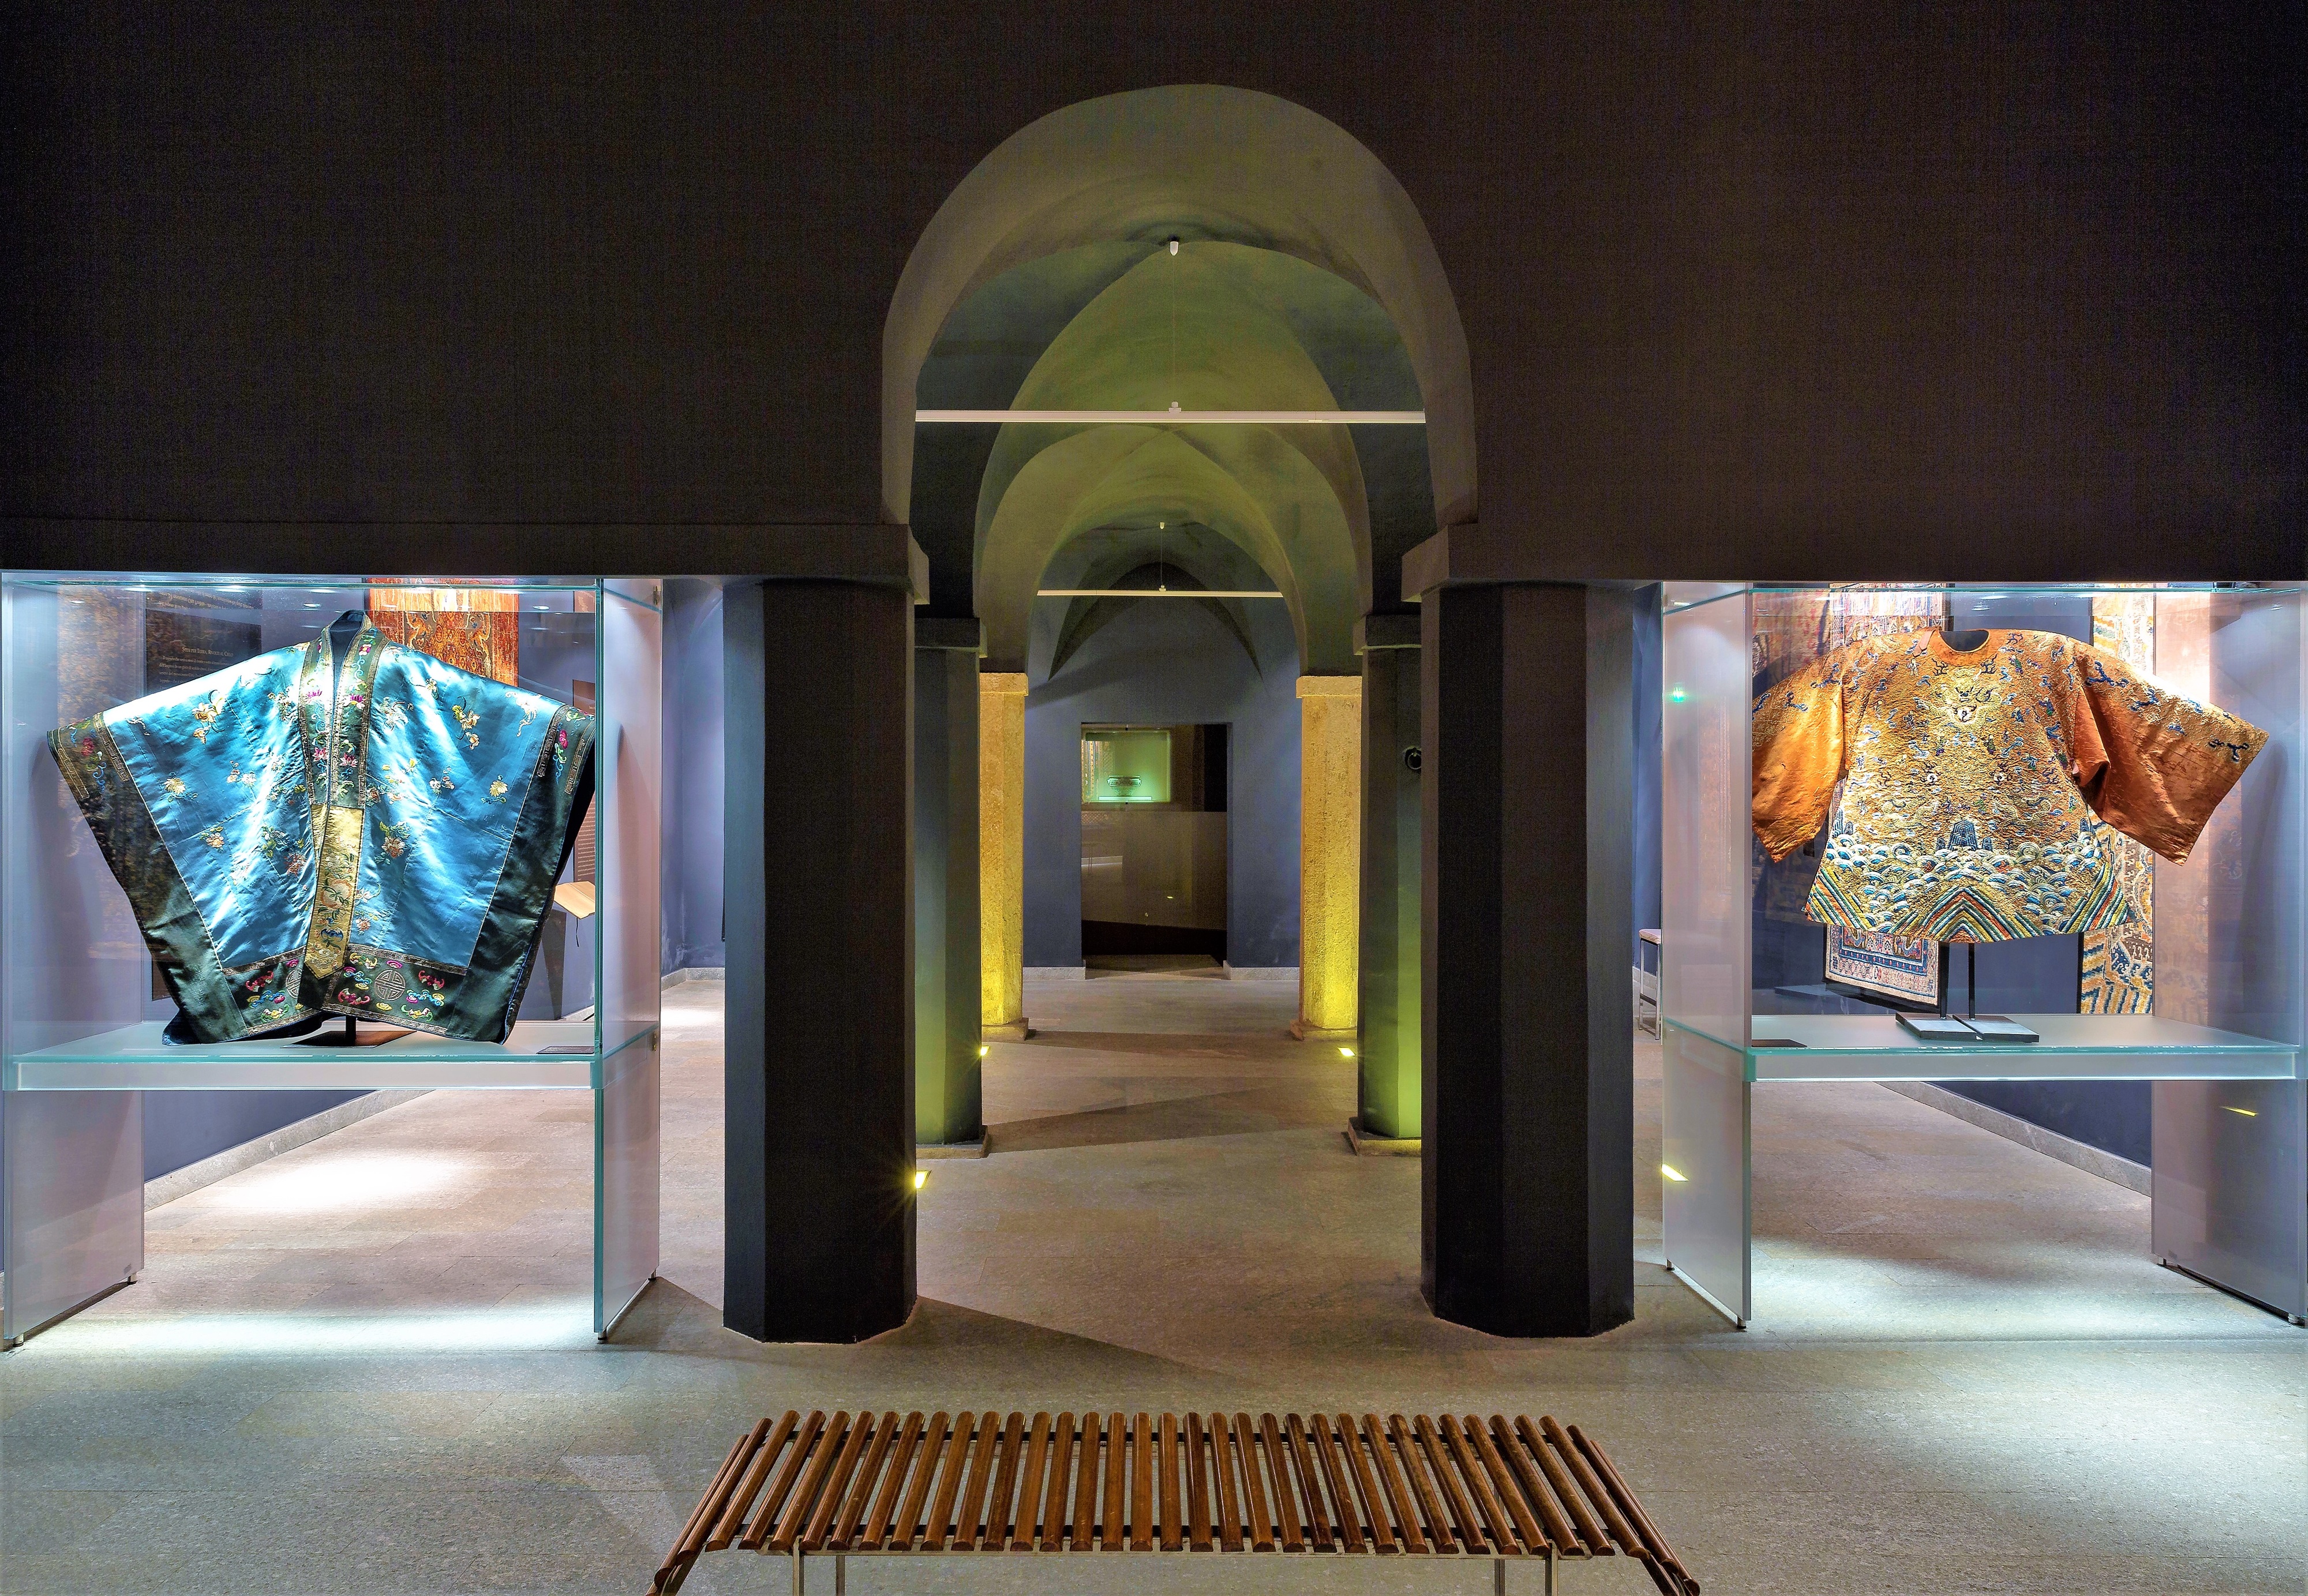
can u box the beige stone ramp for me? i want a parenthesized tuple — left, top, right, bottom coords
(654, 1408, 1699, 1596)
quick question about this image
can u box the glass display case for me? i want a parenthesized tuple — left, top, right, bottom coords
(1660, 582, 2305, 1326)
(0, 575, 662, 1344)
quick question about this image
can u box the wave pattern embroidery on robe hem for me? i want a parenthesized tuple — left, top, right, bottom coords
(1750, 628, 2267, 946)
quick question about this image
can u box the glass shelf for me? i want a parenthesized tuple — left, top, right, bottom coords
(2, 1020, 659, 1091)
(1663, 1014, 2300, 1082)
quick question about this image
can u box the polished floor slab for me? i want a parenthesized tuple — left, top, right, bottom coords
(1, 976, 2299, 1595)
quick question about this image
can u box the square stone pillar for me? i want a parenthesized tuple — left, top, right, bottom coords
(916, 621, 984, 1148)
(979, 670, 1031, 1040)
(1420, 580, 1636, 1337)
(724, 579, 916, 1343)
(1294, 673, 1363, 1041)
(1357, 618, 1422, 1138)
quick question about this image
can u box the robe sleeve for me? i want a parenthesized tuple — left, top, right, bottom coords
(2060, 639, 2268, 863)
(1751, 653, 1848, 862)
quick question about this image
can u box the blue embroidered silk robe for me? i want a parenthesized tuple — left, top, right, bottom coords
(50, 615, 595, 1043)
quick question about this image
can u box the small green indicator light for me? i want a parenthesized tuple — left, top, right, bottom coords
(1668, 687, 1688, 703)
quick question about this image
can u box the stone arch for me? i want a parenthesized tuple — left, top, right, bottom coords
(883, 85, 1477, 567)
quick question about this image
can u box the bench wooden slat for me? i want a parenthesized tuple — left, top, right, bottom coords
(890, 1411, 947, 1551)
(1571, 1424, 1698, 1596)
(1042, 1411, 1077, 1551)
(709, 1411, 795, 1553)
(1097, 1412, 1126, 1551)
(1394, 1411, 1468, 1550)
(1362, 1413, 1425, 1554)
(1213, 1413, 1247, 1550)
(1339, 1411, 1385, 1550)
(1387, 1414, 1452, 1552)
(1537, 1417, 1632, 1553)
(982, 1411, 1026, 1549)
(1228, 1414, 1271, 1551)
(741, 1410, 824, 1552)
(1069, 1411, 1101, 1549)
(690, 1415, 770, 1557)
(861, 1411, 924, 1551)
(831, 1411, 898, 1550)
(1318, 1414, 1369, 1553)
(1253, 1414, 1298, 1553)
(1287, 1414, 1339, 1552)
(653, 1418, 760, 1591)
(1185, 1413, 1215, 1551)
(1512, 1415, 1609, 1552)
(923, 1411, 976, 1550)
(802, 1411, 874, 1551)
(769, 1410, 848, 1554)
(1126, 1413, 1153, 1552)
(1487, 1415, 1579, 1554)
(951, 1409, 1003, 1550)
(1152, 1413, 1179, 1551)
(1441, 1415, 1516, 1554)
(1010, 1412, 1052, 1552)
(1463, 1415, 1544, 1555)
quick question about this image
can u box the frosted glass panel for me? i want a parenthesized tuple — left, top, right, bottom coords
(595, 1029, 660, 1336)
(1661, 1024, 1749, 1325)
(597, 582, 664, 1056)
(1661, 588, 1751, 1047)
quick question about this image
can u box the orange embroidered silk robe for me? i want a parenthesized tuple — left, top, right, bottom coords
(1751, 630, 2265, 943)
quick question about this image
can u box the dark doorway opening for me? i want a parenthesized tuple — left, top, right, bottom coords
(1080, 722, 1228, 965)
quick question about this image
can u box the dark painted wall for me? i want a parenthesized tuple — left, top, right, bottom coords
(662, 579, 728, 972)
(2, 7, 2296, 590)
(1022, 598, 1301, 969)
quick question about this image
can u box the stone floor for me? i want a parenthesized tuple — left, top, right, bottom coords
(2, 975, 2302, 1595)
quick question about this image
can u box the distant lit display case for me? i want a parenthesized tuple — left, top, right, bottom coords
(0, 575, 662, 1344)
(1660, 583, 2304, 1327)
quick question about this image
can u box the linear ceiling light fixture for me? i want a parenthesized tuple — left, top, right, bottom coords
(1037, 589, 1284, 598)
(917, 409, 1425, 424)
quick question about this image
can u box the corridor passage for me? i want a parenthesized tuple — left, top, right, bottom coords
(1, 974, 2299, 1594)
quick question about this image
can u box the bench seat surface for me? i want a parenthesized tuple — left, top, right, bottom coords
(654, 1410, 1696, 1596)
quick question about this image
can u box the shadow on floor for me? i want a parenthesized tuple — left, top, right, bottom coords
(988, 1087, 1345, 1152)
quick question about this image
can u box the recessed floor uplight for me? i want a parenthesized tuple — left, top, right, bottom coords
(912, 1170, 928, 1191)
(1661, 1164, 1688, 1182)
(1338, 1046, 1356, 1059)
(2224, 1106, 2258, 1117)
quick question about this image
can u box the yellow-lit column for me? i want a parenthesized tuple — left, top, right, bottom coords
(1293, 673, 1363, 1041)
(979, 671, 1031, 1041)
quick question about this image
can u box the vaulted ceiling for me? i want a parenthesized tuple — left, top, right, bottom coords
(910, 239, 1434, 674)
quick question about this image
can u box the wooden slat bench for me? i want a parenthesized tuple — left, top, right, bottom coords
(653, 1410, 1698, 1596)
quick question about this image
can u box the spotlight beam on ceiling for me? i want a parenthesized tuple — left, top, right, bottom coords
(918, 409, 1425, 424)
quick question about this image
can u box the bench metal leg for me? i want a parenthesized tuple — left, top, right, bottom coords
(835, 1554, 845, 1596)
(1545, 1545, 1560, 1596)
(790, 1546, 802, 1596)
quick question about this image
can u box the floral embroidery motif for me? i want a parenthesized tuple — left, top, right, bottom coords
(377, 820, 414, 859)
(451, 704, 481, 748)
(164, 776, 188, 797)
(487, 779, 508, 803)
(199, 825, 225, 849)
(189, 691, 227, 743)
